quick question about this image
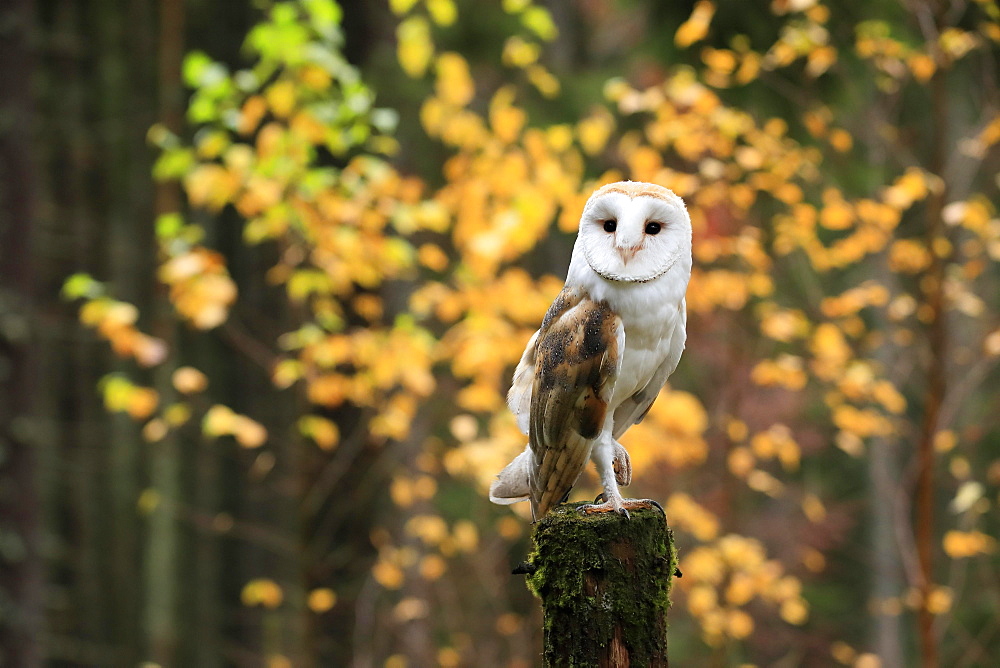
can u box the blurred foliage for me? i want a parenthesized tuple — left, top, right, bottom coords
(59, 0, 1000, 665)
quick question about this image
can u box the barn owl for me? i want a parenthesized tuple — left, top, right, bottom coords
(489, 181, 692, 520)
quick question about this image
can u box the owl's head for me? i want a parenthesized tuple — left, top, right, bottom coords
(574, 181, 691, 284)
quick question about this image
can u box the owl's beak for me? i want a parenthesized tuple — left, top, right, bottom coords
(617, 245, 639, 265)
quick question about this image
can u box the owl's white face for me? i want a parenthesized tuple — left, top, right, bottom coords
(574, 182, 691, 284)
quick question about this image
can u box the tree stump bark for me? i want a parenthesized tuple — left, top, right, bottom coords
(524, 503, 676, 667)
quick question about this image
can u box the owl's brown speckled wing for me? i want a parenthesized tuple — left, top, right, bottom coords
(527, 287, 623, 519)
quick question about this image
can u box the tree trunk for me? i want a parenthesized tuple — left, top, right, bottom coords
(525, 503, 676, 668)
(0, 0, 43, 664)
(143, 0, 186, 663)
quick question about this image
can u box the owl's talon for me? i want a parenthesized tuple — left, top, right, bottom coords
(594, 492, 606, 504)
(579, 496, 658, 517)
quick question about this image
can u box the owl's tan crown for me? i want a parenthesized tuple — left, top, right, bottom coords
(590, 181, 677, 202)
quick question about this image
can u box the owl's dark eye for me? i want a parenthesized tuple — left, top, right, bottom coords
(602, 219, 617, 233)
(645, 221, 662, 235)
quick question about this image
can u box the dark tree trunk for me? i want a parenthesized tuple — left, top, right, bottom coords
(0, 0, 43, 664)
(525, 504, 676, 668)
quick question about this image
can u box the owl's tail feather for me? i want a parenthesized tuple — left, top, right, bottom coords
(489, 446, 532, 506)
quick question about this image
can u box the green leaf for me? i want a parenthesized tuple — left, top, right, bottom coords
(61, 273, 99, 301)
(303, 0, 343, 41)
(271, 2, 298, 25)
(155, 213, 185, 241)
(188, 94, 219, 124)
(152, 147, 195, 180)
(521, 7, 558, 41)
(147, 123, 178, 149)
(182, 51, 213, 88)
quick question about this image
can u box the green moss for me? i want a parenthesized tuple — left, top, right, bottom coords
(525, 503, 676, 667)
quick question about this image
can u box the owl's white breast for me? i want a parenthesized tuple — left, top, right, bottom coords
(566, 252, 690, 412)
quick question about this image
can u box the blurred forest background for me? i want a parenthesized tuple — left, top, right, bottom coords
(2, 0, 1000, 666)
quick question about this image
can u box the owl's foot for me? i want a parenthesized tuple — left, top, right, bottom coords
(579, 495, 662, 520)
(612, 442, 632, 487)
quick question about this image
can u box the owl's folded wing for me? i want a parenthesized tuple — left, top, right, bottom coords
(528, 288, 623, 519)
(507, 329, 539, 436)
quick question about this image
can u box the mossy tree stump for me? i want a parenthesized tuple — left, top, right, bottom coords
(523, 502, 676, 667)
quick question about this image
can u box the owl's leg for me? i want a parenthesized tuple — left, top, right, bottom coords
(579, 436, 658, 519)
(613, 440, 632, 487)
(593, 439, 631, 502)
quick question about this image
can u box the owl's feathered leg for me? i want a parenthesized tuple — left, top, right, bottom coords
(580, 436, 657, 519)
(613, 441, 632, 486)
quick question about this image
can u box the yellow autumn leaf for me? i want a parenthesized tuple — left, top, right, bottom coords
(372, 560, 404, 589)
(888, 239, 931, 273)
(172, 366, 208, 394)
(665, 492, 719, 541)
(943, 530, 997, 558)
(675, 1, 716, 48)
(405, 514, 449, 546)
(183, 164, 239, 211)
(702, 47, 737, 74)
(502, 0, 530, 13)
(925, 586, 952, 615)
(854, 653, 882, 668)
(751, 355, 808, 390)
(126, 387, 160, 420)
(307, 588, 337, 613)
(241, 579, 284, 608)
(780, 598, 809, 625)
(829, 128, 853, 152)
(203, 404, 238, 437)
(417, 243, 449, 271)
(723, 573, 754, 606)
(577, 108, 614, 156)
(502, 36, 540, 68)
(159, 404, 188, 429)
(907, 52, 936, 82)
(526, 63, 560, 97)
(137, 488, 161, 515)
(820, 198, 854, 230)
(435, 52, 475, 106)
(426, 0, 457, 26)
(452, 520, 479, 552)
(265, 80, 297, 118)
(806, 45, 837, 77)
(384, 655, 407, 668)
(521, 6, 558, 41)
(801, 493, 827, 523)
(883, 168, 930, 209)
(938, 27, 978, 61)
(490, 103, 527, 144)
(726, 609, 754, 639)
(298, 64, 331, 91)
(299, 415, 340, 450)
(396, 16, 434, 78)
(687, 585, 717, 619)
(233, 415, 267, 448)
(760, 308, 810, 342)
(389, 0, 419, 14)
(419, 554, 447, 580)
